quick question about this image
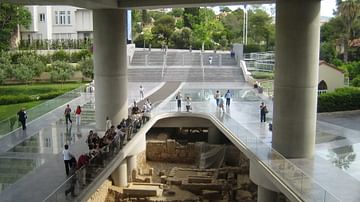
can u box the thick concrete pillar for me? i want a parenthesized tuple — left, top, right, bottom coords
(208, 126, 222, 144)
(258, 186, 278, 202)
(127, 155, 137, 181)
(93, 9, 128, 130)
(111, 160, 127, 186)
(272, 0, 320, 158)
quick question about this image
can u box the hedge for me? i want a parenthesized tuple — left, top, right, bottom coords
(0, 91, 66, 105)
(318, 87, 360, 112)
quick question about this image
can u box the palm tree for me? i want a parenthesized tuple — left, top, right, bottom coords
(337, 0, 360, 62)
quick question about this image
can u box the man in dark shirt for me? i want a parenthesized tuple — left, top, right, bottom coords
(17, 108, 27, 130)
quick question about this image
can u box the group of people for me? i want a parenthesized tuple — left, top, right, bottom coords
(64, 104, 82, 126)
(175, 92, 192, 112)
(62, 144, 90, 197)
(214, 89, 232, 112)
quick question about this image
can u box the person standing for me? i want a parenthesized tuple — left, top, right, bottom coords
(17, 108, 27, 130)
(225, 90, 231, 107)
(208, 56, 213, 65)
(185, 96, 192, 112)
(139, 85, 144, 100)
(64, 104, 72, 125)
(63, 144, 74, 176)
(75, 105, 81, 126)
(260, 102, 268, 122)
(176, 91, 182, 111)
(105, 116, 112, 131)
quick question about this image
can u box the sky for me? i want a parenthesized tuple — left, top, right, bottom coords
(213, 0, 337, 17)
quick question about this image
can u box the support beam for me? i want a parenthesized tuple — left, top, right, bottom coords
(127, 155, 137, 182)
(93, 9, 128, 130)
(258, 186, 278, 202)
(272, 0, 320, 158)
(111, 160, 128, 186)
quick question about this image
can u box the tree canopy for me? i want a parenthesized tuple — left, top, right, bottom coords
(0, 3, 31, 50)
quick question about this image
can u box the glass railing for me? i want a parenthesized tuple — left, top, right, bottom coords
(43, 115, 149, 202)
(150, 99, 340, 202)
(0, 85, 86, 138)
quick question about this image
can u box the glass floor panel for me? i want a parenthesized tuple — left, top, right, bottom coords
(0, 157, 45, 194)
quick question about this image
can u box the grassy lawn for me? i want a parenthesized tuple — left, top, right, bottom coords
(0, 101, 45, 121)
(0, 83, 83, 121)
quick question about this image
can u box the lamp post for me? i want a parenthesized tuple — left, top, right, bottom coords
(141, 31, 145, 50)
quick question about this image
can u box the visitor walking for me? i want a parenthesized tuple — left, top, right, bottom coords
(185, 96, 192, 112)
(260, 102, 268, 122)
(64, 104, 72, 125)
(208, 56, 213, 65)
(65, 162, 77, 197)
(176, 91, 182, 111)
(75, 105, 81, 126)
(17, 108, 27, 130)
(214, 90, 221, 106)
(225, 90, 231, 107)
(63, 144, 75, 176)
(218, 95, 225, 112)
(139, 85, 144, 100)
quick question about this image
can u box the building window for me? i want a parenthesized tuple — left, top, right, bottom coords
(55, 11, 58, 24)
(39, 13, 45, 22)
(67, 11, 71, 24)
(59, 11, 66, 24)
(55, 11, 71, 25)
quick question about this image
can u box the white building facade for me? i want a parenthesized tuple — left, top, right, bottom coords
(21, 6, 93, 41)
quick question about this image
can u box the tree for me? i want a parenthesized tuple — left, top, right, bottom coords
(13, 63, 34, 84)
(220, 8, 245, 43)
(247, 9, 274, 47)
(152, 15, 175, 45)
(183, 8, 200, 29)
(143, 26, 154, 47)
(320, 42, 337, 63)
(0, 3, 31, 50)
(141, 10, 151, 26)
(50, 60, 74, 83)
(337, 0, 360, 62)
(191, 8, 224, 51)
(78, 57, 93, 79)
(0, 51, 12, 82)
(171, 27, 193, 49)
(219, 6, 232, 13)
(17, 53, 45, 77)
(169, 8, 184, 17)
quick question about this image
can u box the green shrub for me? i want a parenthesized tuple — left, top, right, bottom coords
(318, 87, 360, 112)
(70, 49, 91, 63)
(52, 50, 71, 62)
(351, 76, 360, 87)
(251, 71, 274, 80)
(0, 94, 32, 105)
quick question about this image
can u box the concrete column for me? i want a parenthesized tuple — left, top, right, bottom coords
(93, 9, 128, 130)
(258, 186, 278, 202)
(208, 126, 221, 144)
(272, 0, 320, 158)
(111, 160, 127, 186)
(219, 54, 222, 66)
(127, 155, 137, 181)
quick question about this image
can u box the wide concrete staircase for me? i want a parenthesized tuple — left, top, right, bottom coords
(129, 50, 243, 82)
